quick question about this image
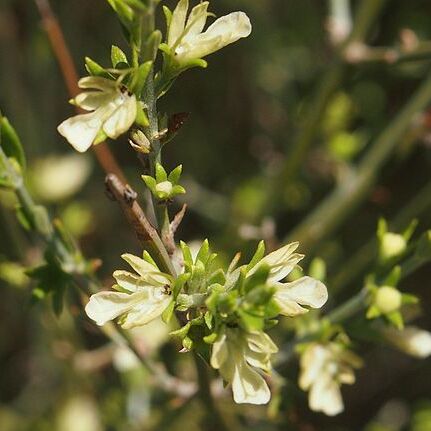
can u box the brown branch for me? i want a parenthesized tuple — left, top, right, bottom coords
(105, 173, 177, 276)
(34, 0, 127, 183)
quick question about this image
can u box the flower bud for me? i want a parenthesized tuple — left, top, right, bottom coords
(375, 286, 402, 314)
(380, 232, 406, 260)
(382, 326, 431, 358)
(155, 180, 173, 196)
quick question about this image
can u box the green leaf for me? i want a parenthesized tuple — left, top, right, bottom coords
(0, 116, 26, 170)
(383, 265, 401, 287)
(111, 45, 128, 67)
(15, 205, 32, 231)
(130, 61, 153, 95)
(172, 185, 186, 196)
(204, 311, 213, 330)
(144, 30, 162, 62)
(105, 0, 134, 26)
(141, 175, 157, 192)
(135, 102, 150, 127)
(386, 310, 404, 329)
(173, 273, 190, 299)
(168, 165, 182, 184)
(196, 239, 210, 265)
(155, 163, 168, 182)
(244, 263, 270, 294)
(162, 6, 172, 30)
(170, 322, 191, 338)
(162, 300, 175, 323)
(238, 309, 264, 332)
(246, 240, 265, 272)
(85, 57, 110, 78)
(180, 241, 193, 269)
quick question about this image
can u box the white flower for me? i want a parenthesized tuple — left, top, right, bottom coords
(85, 253, 172, 329)
(249, 242, 328, 316)
(381, 326, 431, 358)
(210, 328, 277, 405)
(167, 0, 252, 65)
(58, 77, 137, 153)
(299, 342, 363, 416)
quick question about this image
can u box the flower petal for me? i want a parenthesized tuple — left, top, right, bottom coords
(85, 290, 146, 326)
(75, 91, 116, 111)
(78, 76, 117, 91)
(175, 11, 252, 62)
(232, 361, 270, 405)
(184, 1, 209, 38)
(102, 94, 137, 139)
(121, 290, 171, 329)
(168, 0, 189, 47)
(57, 111, 103, 153)
(382, 326, 431, 358)
(274, 276, 328, 316)
(121, 253, 158, 277)
(309, 373, 344, 416)
(202, 11, 252, 45)
(299, 344, 329, 390)
(210, 333, 228, 369)
(248, 242, 303, 283)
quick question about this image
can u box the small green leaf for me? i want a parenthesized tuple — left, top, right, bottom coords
(111, 45, 128, 67)
(85, 57, 110, 78)
(204, 311, 213, 330)
(386, 310, 404, 329)
(144, 30, 162, 62)
(0, 116, 26, 170)
(15, 205, 32, 231)
(203, 332, 218, 344)
(155, 163, 168, 182)
(130, 61, 153, 95)
(135, 102, 150, 127)
(180, 241, 193, 269)
(170, 322, 191, 338)
(168, 165, 182, 184)
(162, 5, 172, 29)
(172, 185, 186, 196)
(246, 240, 265, 272)
(141, 175, 157, 192)
(162, 300, 175, 323)
(196, 239, 210, 265)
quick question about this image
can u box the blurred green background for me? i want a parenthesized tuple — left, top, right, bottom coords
(1, 0, 431, 430)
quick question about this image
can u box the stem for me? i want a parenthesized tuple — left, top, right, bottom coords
(268, 0, 387, 205)
(193, 353, 232, 431)
(285, 70, 431, 252)
(330, 180, 431, 294)
(105, 173, 177, 276)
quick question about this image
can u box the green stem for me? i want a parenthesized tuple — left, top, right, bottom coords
(193, 353, 233, 431)
(268, 0, 387, 204)
(285, 70, 431, 252)
(330, 180, 431, 294)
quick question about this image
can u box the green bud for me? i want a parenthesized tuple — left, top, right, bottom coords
(130, 129, 151, 153)
(380, 232, 407, 261)
(375, 286, 402, 314)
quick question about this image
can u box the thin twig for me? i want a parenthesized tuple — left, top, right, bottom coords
(105, 173, 177, 276)
(285, 71, 431, 252)
(34, 0, 127, 183)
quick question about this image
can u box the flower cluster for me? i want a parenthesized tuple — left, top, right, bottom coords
(299, 340, 363, 416)
(85, 240, 328, 404)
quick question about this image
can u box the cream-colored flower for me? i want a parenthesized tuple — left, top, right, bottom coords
(248, 243, 328, 316)
(167, 0, 252, 64)
(210, 328, 277, 405)
(299, 342, 363, 416)
(58, 77, 137, 152)
(381, 326, 431, 358)
(85, 253, 172, 329)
